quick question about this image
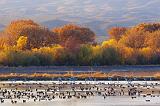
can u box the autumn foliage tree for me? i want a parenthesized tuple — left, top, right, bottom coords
(1, 20, 160, 66)
(119, 23, 160, 49)
(4, 20, 58, 49)
(0, 33, 16, 49)
(130, 23, 160, 33)
(0, 33, 8, 49)
(108, 27, 127, 41)
(52, 24, 95, 50)
(119, 31, 147, 49)
(145, 31, 160, 49)
(117, 23, 160, 64)
(16, 36, 28, 50)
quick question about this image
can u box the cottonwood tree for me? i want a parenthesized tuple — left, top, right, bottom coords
(129, 23, 160, 33)
(52, 24, 95, 50)
(16, 36, 28, 50)
(119, 31, 146, 49)
(108, 27, 127, 41)
(145, 31, 160, 49)
(5, 20, 58, 49)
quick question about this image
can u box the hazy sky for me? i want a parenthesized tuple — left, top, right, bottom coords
(0, 0, 160, 25)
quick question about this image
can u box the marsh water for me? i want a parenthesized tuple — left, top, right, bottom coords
(0, 65, 160, 106)
(1, 96, 160, 106)
(1, 65, 160, 74)
(0, 81, 160, 106)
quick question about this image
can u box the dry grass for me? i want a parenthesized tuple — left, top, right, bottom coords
(0, 71, 160, 79)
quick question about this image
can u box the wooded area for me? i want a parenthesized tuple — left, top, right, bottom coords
(0, 20, 160, 66)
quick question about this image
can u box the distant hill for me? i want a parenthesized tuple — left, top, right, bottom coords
(41, 19, 143, 37)
(83, 19, 156, 36)
(83, 21, 108, 36)
(0, 24, 4, 31)
(41, 20, 70, 29)
(41, 20, 107, 36)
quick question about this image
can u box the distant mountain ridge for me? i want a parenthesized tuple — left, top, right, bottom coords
(41, 19, 153, 36)
(41, 20, 107, 36)
(0, 24, 4, 31)
(41, 20, 70, 29)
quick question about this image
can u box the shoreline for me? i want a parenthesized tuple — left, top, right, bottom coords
(0, 65, 160, 81)
(0, 80, 159, 84)
(0, 65, 160, 73)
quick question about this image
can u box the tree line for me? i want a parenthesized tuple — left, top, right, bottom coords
(0, 19, 160, 66)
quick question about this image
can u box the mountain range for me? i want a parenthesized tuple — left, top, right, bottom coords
(0, 0, 160, 36)
(0, 24, 4, 31)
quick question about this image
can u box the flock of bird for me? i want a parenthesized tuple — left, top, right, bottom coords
(0, 81, 160, 104)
